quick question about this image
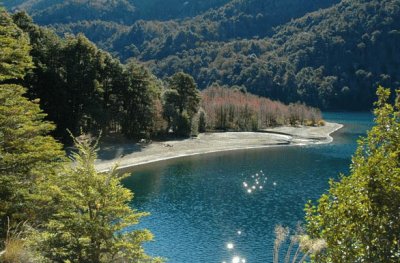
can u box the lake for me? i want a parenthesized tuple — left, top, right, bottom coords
(123, 112, 374, 263)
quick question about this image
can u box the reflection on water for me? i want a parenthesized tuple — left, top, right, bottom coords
(226, 243, 234, 250)
(243, 170, 267, 193)
(123, 112, 373, 263)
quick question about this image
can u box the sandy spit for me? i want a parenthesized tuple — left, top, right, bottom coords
(95, 122, 343, 172)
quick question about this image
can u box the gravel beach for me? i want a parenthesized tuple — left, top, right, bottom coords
(95, 122, 343, 172)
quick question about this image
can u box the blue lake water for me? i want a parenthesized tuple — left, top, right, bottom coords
(123, 112, 374, 263)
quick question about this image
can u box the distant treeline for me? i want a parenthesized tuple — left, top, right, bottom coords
(202, 86, 322, 131)
(8, 11, 322, 143)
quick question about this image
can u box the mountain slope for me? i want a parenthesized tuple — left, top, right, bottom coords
(5, 0, 138, 24)
(4, 0, 339, 60)
(107, 0, 338, 60)
(4, 0, 399, 110)
(4, 0, 231, 24)
(148, 0, 400, 109)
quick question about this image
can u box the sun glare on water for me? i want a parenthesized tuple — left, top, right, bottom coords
(242, 170, 269, 194)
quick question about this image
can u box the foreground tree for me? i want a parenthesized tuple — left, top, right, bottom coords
(39, 135, 163, 262)
(305, 86, 400, 262)
(0, 8, 160, 262)
(0, 7, 65, 242)
(0, 84, 65, 245)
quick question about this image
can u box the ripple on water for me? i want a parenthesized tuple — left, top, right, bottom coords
(123, 112, 373, 262)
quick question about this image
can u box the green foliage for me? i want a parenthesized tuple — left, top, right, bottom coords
(37, 135, 162, 262)
(149, 0, 400, 110)
(11, 12, 117, 139)
(176, 111, 191, 137)
(167, 72, 201, 116)
(305, 86, 400, 262)
(0, 84, 65, 243)
(6, 0, 137, 25)
(0, 8, 33, 82)
(163, 72, 201, 137)
(5, 0, 230, 25)
(120, 62, 162, 139)
(11, 12, 165, 141)
(114, 0, 337, 60)
(0, 10, 160, 261)
(7, 1, 399, 109)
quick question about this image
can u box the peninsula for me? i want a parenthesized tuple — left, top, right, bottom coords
(95, 122, 343, 172)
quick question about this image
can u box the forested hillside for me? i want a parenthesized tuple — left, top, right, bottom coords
(6, 0, 339, 59)
(4, 0, 230, 24)
(106, 0, 338, 60)
(5, 0, 400, 110)
(149, 0, 400, 109)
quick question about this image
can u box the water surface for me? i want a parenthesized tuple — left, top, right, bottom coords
(123, 112, 373, 263)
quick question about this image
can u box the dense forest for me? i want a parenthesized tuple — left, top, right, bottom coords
(147, 0, 400, 110)
(6, 0, 399, 110)
(2, 8, 320, 144)
(3, 0, 231, 23)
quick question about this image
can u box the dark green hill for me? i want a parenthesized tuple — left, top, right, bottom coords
(132, 0, 230, 20)
(4, 0, 137, 24)
(107, 0, 338, 60)
(4, 0, 231, 24)
(148, 0, 400, 110)
(5, 0, 339, 60)
(4, 0, 399, 110)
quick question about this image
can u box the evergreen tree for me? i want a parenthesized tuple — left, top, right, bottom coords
(120, 62, 161, 139)
(163, 72, 201, 136)
(62, 34, 105, 135)
(0, 84, 65, 242)
(0, 7, 64, 240)
(0, 8, 160, 262)
(39, 135, 163, 263)
(167, 72, 200, 117)
(0, 8, 33, 83)
(305, 86, 400, 262)
(12, 12, 166, 141)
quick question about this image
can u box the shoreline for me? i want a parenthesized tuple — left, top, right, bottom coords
(95, 122, 343, 172)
